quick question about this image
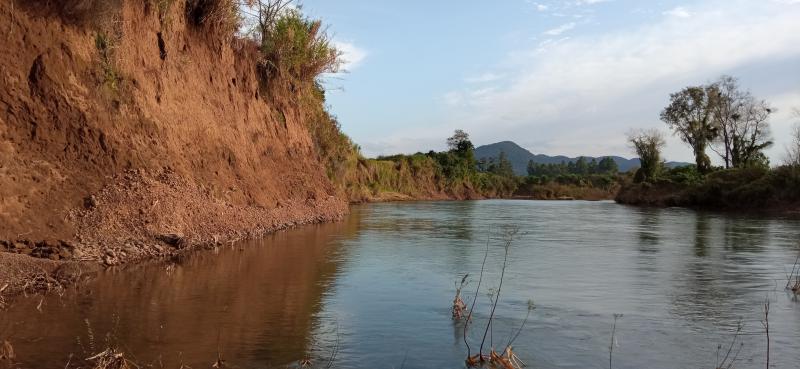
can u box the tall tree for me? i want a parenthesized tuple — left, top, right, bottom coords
(731, 98, 773, 168)
(660, 86, 717, 174)
(588, 158, 598, 174)
(575, 157, 589, 175)
(708, 76, 745, 168)
(708, 76, 774, 169)
(598, 157, 619, 174)
(490, 151, 516, 178)
(447, 129, 473, 153)
(627, 129, 666, 183)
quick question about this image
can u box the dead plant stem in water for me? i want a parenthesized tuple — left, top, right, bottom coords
(715, 322, 744, 369)
(464, 235, 490, 359)
(762, 300, 770, 369)
(478, 228, 518, 359)
(609, 313, 622, 369)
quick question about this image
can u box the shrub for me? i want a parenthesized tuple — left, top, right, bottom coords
(95, 32, 121, 91)
(185, 0, 240, 35)
(258, 9, 339, 84)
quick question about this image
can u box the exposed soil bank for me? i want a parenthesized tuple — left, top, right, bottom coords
(0, 1, 348, 297)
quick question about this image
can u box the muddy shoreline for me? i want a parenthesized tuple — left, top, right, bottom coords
(0, 170, 348, 301)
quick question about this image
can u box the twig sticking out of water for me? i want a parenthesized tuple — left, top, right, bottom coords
(324, 325, 340, 369)
(0, 340, 14, 361)
(212, 352, 226, 368)
(762, 300, 770, 369)
(452, 274, 469, 320)
(609, 313, 622, 369)
(787, 251, 800, 294)
(715, 322, 744, 369)
(464, 235, 491, 360)
(478, 228, 519, 359)
(503, 300, 536, 354)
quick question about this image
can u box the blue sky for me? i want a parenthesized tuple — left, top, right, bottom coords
(301, 0, 800, 163)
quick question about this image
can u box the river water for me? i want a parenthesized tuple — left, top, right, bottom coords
(3, 201, 800, 369)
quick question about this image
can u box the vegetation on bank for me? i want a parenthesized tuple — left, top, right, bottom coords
(617, 76, 800, 211)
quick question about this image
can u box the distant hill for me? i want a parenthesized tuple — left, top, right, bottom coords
(474, 141, 689, 175)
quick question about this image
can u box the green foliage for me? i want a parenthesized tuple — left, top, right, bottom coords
(259, 9, 339, 84)
(151, 0, 175, 28)
(661, 85, 717, 174)
(480, 151, 515, 178)
(95, 32, 120, 91)
(362, 130, 519, 199)
(517, 173, 622, 200)
(658, 165, 703, 185)
(617, 165, 800, 210)
(627, 129, 666, 183)
(526, 157, 619, 177)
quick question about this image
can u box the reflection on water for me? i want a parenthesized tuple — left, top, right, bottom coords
(3, 200, 800, 369)
(3, 213, 361, 368)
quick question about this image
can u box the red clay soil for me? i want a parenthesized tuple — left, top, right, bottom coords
(0, 1, 347, 296)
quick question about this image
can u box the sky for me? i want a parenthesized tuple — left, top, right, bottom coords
(299, 0, 800, 163)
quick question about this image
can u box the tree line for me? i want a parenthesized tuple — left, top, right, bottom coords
(525, 157, 619, 177)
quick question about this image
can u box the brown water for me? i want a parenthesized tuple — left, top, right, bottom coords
(2, 201, 800, 369)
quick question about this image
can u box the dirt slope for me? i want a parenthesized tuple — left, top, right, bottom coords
(0, 0, 347, 292)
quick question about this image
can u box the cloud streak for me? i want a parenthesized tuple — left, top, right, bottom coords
(430, 0, 800, 161)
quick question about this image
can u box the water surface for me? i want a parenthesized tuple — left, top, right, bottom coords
(4, 201, 800, 368)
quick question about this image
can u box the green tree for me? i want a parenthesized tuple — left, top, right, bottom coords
(598, 157, 619, 174)
(575, 157, 589, 175)
(627, 129, 666, 183)
(447, 129, 474, 153)
(588, 158, 598, 174)
(489, 151, 515, 178)
(526, 160, 537, 176)
(443, 129, 477, 178)
(660, 86, 717, 174)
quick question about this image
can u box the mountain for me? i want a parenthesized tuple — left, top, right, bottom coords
(474, 141, 689, 175)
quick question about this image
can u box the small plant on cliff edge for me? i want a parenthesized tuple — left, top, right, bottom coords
(185, 0, 241, 35)
(95, 32, 120, 91)
(253, 1, 341, 85)
(149, 0, 176, 28)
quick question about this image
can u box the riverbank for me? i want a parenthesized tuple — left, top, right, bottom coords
(615, 166, 800, 214)
(0, 0, 352, 299)
(1, 169, 347, 299)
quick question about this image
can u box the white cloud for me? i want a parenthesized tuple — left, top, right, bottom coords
(543, 22, 576, 36)
(465, 72, 504, 83)
(431, 0, 800, 161)
(576, 0, 612, 4)
(663, 6, 692, 18)
(333, 41, 367, 71)
(764, 92, 800, 164)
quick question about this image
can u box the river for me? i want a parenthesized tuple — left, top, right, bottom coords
(3, 200, 800, 368)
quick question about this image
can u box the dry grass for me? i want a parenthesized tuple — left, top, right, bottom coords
(86, 349, 134, 369)
(186, 0, 241, 36)
(0, 340, 14, 361)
